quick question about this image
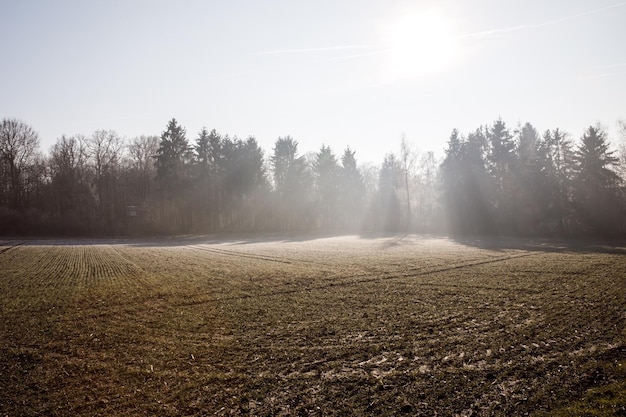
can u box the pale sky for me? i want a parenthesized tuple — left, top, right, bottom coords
(1, 0, 625, 164)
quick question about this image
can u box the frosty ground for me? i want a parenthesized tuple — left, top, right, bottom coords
(1, 235, 625, 416)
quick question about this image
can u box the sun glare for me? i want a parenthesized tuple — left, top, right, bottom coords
(383, 11, 459, 81)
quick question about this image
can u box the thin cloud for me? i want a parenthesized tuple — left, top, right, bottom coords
(592, 62, 626, 70)
(257, 45, 381, 56)
(459, 25, 530, 40)
(320, 50, 385, 62)
(582, 62, 626, 80)
(459, 1, 626, 40)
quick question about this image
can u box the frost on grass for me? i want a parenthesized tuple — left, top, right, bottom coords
(0, 235, 625, 416)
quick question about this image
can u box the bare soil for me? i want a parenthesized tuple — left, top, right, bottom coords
(1, 235, 625, 416)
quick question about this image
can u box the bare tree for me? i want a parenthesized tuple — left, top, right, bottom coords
(616, 119, 626, 179)
(127, 135, 159, 204)
(88, 130, 124, 180)
(85, 130, 125, 227)
(416, 151, 438, 232)
(400, 135, 417, 231)
(0, 118, 40, 210)
(49, 135, 93, 224)
(128, 135, 159, 173)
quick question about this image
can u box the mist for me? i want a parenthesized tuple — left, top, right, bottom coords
(1, 117, 624, 237)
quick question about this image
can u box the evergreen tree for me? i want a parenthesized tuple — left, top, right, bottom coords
(194, 128, 212, 169)
(313, 145, 340, 229)
(461, 128, 494, 235)
(270, 137, 312, 230)
(441, 127, 493, 235)
(217, 136, 267, 230)
(441, 129, 464, 233)
(487, 119, 516, 233)
(154, 118, 193, 231)
(572, 126, 622, 235)
(193, 128, 222, 230)
(338, 147, 365, 230)
(542, 128, 575, 234)
(617, 120, 626, 180)
(155, 118, 192, 195)
(514, 122, 544, 234)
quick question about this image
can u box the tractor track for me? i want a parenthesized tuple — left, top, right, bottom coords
(0, 241, 24, 256)
(188, 249, 545, 304)
(186, 244, 295, 264)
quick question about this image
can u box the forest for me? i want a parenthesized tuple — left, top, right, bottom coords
(0, 117, 624, 237)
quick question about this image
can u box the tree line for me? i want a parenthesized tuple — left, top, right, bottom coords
(441, 120, 625, 236)
(0, 117, 624, 236)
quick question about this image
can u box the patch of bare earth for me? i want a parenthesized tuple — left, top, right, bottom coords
(0, 236, 624, 416)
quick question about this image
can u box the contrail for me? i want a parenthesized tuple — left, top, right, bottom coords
(459, 1, 626, 40)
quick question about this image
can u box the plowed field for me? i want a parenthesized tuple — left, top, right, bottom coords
(1, 236, 625, 416)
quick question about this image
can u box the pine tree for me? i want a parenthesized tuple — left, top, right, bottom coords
(270, 137, 311, 230)
(441, 129, 464, 233)
(313, 145, 340, 229)
(155, 118, 192, 195)
(572, 126, 622, 235)
(154, 118, 193, 231)
(487, 119, 517, 233)
(338, 147, 365, 231)
(542, 128, 574, 234)
(514, 122, 544, 234)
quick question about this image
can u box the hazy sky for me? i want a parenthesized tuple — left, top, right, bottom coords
(1, 0, 625, 163)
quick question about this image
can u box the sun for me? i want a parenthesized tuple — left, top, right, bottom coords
(382, 11, 459, 81)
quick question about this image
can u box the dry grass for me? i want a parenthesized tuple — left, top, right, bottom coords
(1, 235, 625, 416)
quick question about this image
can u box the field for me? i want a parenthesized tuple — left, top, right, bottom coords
(1, 235, 625, 416)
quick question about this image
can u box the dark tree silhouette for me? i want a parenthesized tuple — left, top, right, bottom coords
(514, 122, 546, 234)
(338, 147, 365, 231)
(155, 118, 193, 232)
(1, 116, 626, 237)
(48, 135, 95, 233)
(542, 128, 575, 234)
(87, 130, 124, 228)
(313, 145, 340, 229)
(376, 154, 403, 232)
(270, 137, 312, 230)
(441, 127, 494, 235)
(0, 118, 40, 211)
(127, 135, 159, 206)
(400, 136, 416, 231)
(487, 119, 517, 233)
(415, 151, 438, 232)
(441, 129, 464, 233)
(221, 136, 268, 230)
(193, 128, 222, 231)
(572, 126, 622, 235)
(155, 119, 192, 193)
